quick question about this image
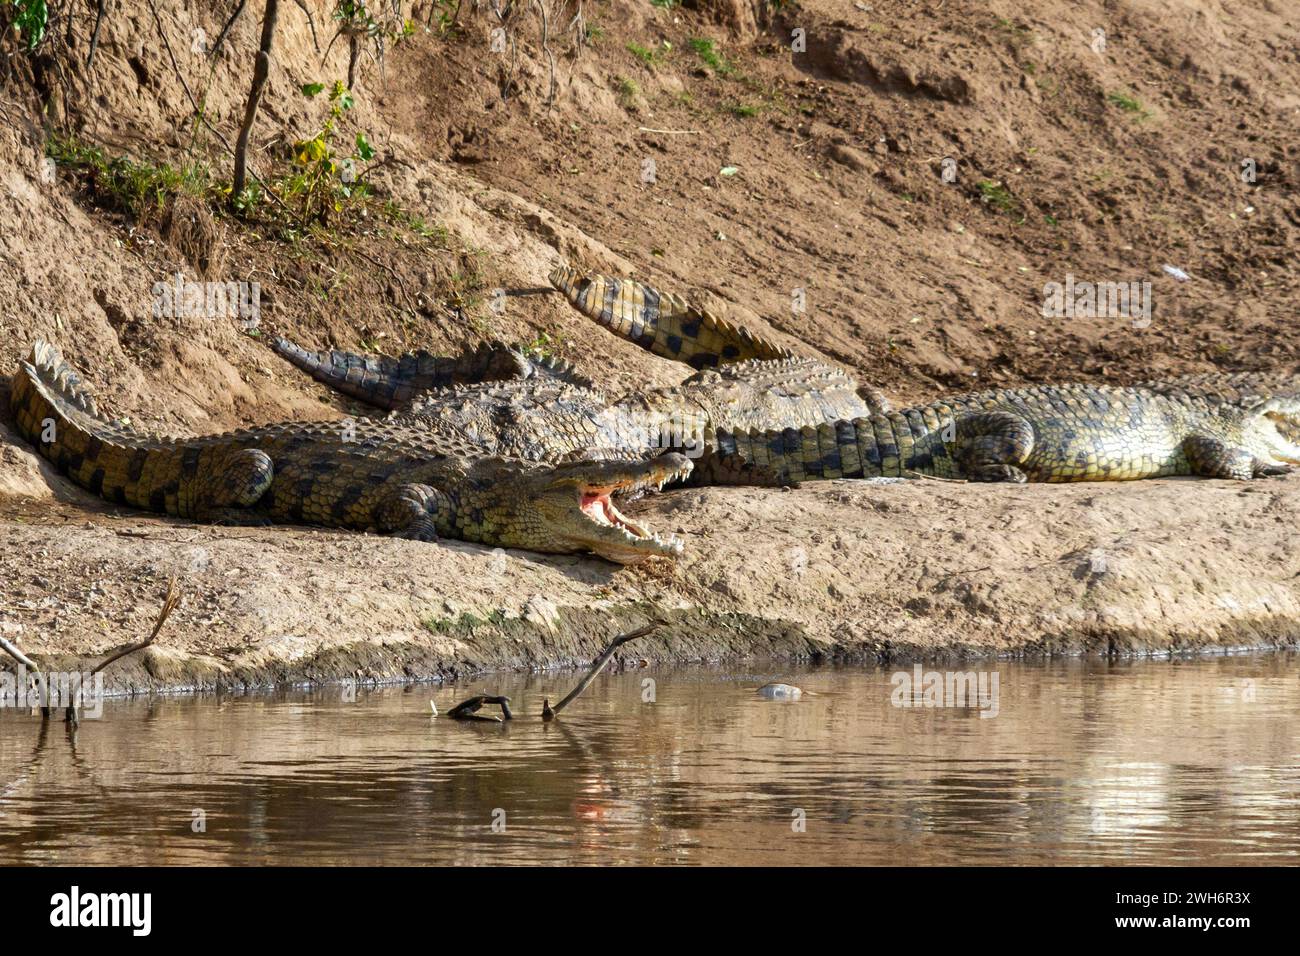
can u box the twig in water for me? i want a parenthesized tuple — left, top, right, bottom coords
(67, 576, 181, 727)
(447, 694, 513, 722)
(0, 634, 38, 671)
(543, 620, 664, 720)
(89, 576, 181, 677)
(0, 633, 50, 719)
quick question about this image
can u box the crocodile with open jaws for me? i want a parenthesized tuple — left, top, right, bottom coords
(270, 266, 887, 480)
(10, 341, 691, 563)
(707, 381, 1300, 484)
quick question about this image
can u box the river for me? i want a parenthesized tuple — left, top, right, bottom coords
(1, 653, 1297, 864)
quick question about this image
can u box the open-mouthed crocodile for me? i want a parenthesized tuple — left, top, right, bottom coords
(707, 383, 1300, 484)
(11, 342, 690, 563)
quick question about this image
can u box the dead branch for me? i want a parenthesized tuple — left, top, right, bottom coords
(89, 576, 181, 677)
(532, 0, 556, 108)
(87, 0, 108, 68)
(0, 633, 51, 719)
(211, 0, 248, 59)
(231, 0, 281, 210)
(447, 694, 513, 722)
(543, 621, 663, 720)
(293, 0, 320, 53)
(62, 576, 182, 728)
(142, 0, 301, 225)
(0, 634, 39, 671)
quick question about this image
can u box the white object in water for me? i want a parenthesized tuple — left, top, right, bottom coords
(758, 682, 803, 700)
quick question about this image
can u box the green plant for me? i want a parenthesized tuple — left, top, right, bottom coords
(627, 41, 658, 66)
(520, 330, 565, 359)
(1107, 90, 1151, 120)
(727, 102, 759, 118)
(689, 38, 733, 76)
(45, 135, 214, 216)
(976, 179, 1018, 214)
(616, 76, 640, 107)
(282, 81, 376, 222)
(5, 0, 48, 49)
(431, 0, 459, 36)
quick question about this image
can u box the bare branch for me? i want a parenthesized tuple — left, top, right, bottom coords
(89, 576, 181, 677)
(543, 621, 664, 720)
(232, 0, 281, 210)
(87, 0, 108, 69)
(447, 694, 514, 721)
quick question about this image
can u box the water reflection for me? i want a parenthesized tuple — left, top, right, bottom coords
(1, 655, 1297, 864)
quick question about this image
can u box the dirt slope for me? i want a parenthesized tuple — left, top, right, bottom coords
(0, 0, 1297, 689)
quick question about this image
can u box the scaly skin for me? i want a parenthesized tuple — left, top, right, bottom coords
(270, 270, 882, 478)
(12, 342, 690, 563)
(268, 337, 595, 411)
(1139, 372, 1300, 405)
(548, 265, 795, 369)
(711, 383, 1300, 484)
(395, 356, 875, 464)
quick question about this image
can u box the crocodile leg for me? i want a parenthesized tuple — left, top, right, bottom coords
(372, 483, 452, 540)
(955, 411, 1034, 483)
(189, 448, 276, 523)
(1182, 436, 1291, 480)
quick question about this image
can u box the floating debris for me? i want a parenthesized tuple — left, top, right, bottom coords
(758, 682, 803, 700)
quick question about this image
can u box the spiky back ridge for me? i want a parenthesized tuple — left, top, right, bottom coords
(270, 335, 598, 410)
(1139, 371, 1300, 406)
(13, 341, 144, 446)
(549, 265, 794, 369)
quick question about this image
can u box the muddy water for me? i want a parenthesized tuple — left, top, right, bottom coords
(1, 655, 1298, 865)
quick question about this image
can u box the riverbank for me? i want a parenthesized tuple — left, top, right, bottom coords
(1, 0, 1298, 695)
(4, 417, 1298, 695)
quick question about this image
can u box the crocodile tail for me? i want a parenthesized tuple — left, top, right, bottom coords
(270, 336, 534, 410)
(712, 414, 942, 484)
(549, 265, 793, 370)
(12, 341, 171, 509)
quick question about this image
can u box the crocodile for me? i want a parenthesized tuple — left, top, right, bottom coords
(269, 268, 885, 477)
(269, 336, 596, 411)
(708, 382, 1300, 484)
(11, 341, 691, 563)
